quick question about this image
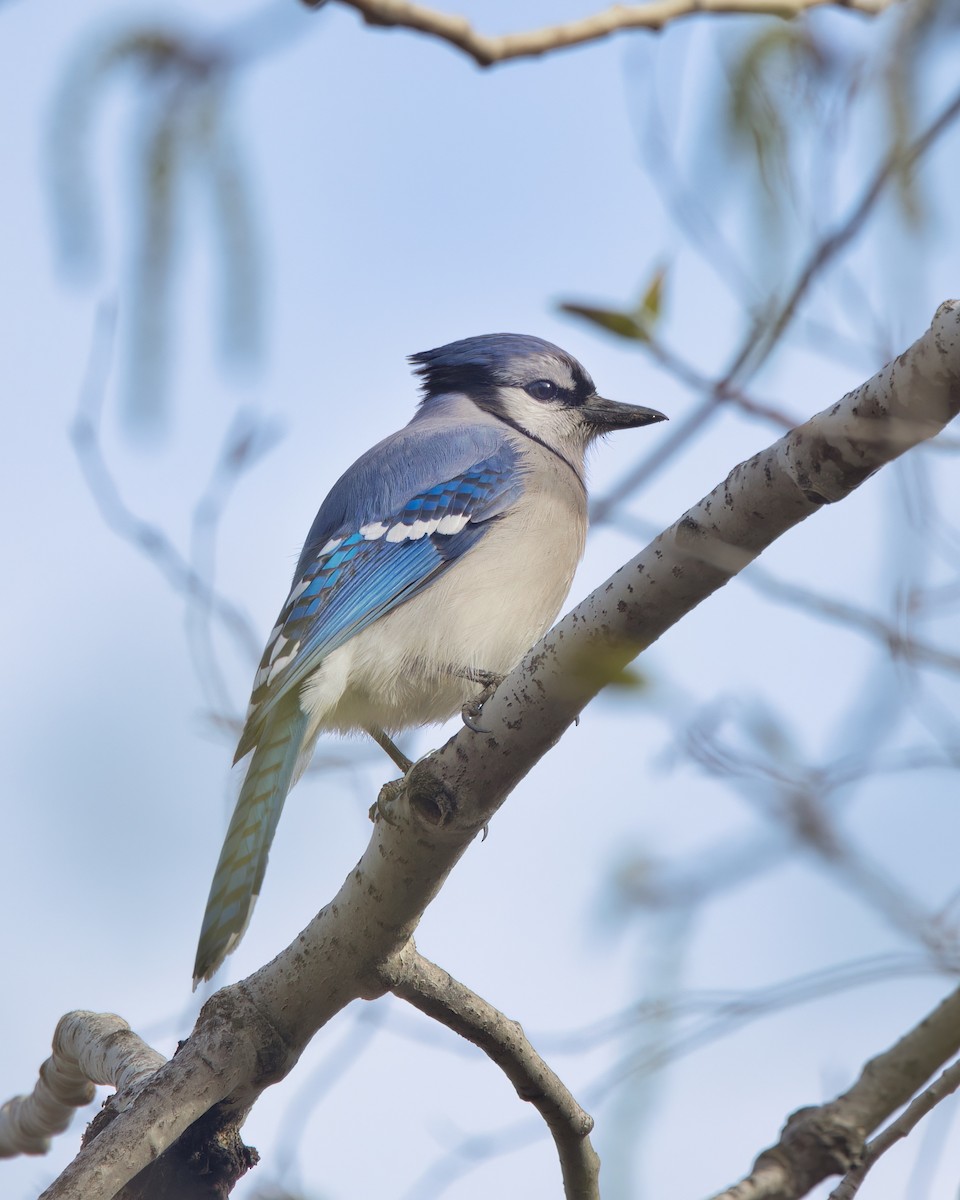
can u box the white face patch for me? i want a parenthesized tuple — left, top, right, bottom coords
(496, 388, 590, 456)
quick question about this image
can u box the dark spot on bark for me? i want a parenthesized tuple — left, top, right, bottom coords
(408, 777, 457, 826)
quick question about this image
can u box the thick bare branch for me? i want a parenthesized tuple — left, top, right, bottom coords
(0, 1013, 164, 1159)
(314, 0, 894, 67)
(39, 992, 268, 1200)
(707, 984, 960, 1200)
(381, 942, 599, 1200)
(40, 301, 960, 1199)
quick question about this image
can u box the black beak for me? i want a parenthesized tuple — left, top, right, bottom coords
(580, 393, 668, 432)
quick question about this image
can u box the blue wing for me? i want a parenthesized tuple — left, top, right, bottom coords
(236, 438, 524, 759)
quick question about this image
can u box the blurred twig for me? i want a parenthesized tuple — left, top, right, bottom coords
(70, 305, 264, 708)
(48, 26, 264, 431)
(268, 1005, 385, 1193)
(583, 54, 960, 528)
(743, 567, 960, 676)
(397, 951, 953, 1195)
(723, 78, 960, 386)
(187, 409, 283, 716)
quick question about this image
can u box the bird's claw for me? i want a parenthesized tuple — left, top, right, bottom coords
(369, 776, 405, 825)
(461, 698, 487, 732)
(460, 670, 505, 734)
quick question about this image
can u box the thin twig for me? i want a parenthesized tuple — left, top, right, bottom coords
(381, 942, 600, 1200)
(828, 1054, 960, 1199)
(707, 984, 960, 1200)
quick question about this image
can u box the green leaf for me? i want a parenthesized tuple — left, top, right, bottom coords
(635, 264, 666, 325)
(561, 266, 668, 345)
(559, 302, 649, 343)
(566, 643, 649, 694)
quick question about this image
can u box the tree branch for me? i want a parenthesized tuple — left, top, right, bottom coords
(380, 942, 599, 1200)
(311, 0, 894, 68)
(828, 1053, 960, 1199)
(707, 983, 960, 1200)
(37, 301, 960, 1199)
(0, 1013, 164, 1158)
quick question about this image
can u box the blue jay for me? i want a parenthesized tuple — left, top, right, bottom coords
(193, 333, 666, 984)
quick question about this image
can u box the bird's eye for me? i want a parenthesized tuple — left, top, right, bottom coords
(525, 379, 558, 402)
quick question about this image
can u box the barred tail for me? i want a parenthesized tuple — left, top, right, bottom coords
(193, 698, 310, 987)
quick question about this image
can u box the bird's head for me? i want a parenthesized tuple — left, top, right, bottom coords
(409, 333, 666, 461)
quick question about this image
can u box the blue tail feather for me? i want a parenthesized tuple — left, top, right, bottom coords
(193, 695, 310, 986)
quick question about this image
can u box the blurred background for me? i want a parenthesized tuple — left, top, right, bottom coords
(2, 0, 960, 1197)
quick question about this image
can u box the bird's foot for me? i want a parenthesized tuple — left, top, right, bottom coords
(369, 776, 405, 826)
(459, 668, 505, 733)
